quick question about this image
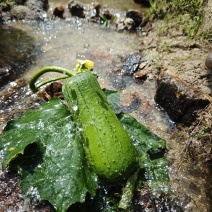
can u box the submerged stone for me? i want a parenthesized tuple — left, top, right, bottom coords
(154, 69, 211, 125)
(121, 54, 141, 75)
(68, 0, 85, 18)
(0, 0, 48, 22)
(11, 5, 35, 20)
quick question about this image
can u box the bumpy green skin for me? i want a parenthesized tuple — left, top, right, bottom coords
(62, 72, 138, 183)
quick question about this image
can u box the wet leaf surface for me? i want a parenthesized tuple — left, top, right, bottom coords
(0, 91, 168, 211)
(0, 97, 98, 212)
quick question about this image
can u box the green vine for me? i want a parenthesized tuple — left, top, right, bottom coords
(29, 60, 94, 93)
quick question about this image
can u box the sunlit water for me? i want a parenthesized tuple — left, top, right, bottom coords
(3, 18, 174, 137)
(0, 1, 211, 211)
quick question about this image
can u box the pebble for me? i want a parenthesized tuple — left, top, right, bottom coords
(205, 51, 212, 70)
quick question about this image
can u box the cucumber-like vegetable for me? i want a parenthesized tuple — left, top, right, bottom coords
(62, 71, 138, 183)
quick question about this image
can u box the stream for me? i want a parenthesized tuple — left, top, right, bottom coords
(0, 0, 211, 211)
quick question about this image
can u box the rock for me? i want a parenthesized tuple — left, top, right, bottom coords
(0, 67, 10, 80)
(25, 0, 49, 20)
(37, 82, 63, 101)
(0, 0, 48, 22)
(93, 3, 101, 17)
(154, 69, 211, 125)
(205, 51, 212, 70)
(26, 0, 49, 12)
(133, 70, 148, 82)
(139, 61, 148, 70)
(121, 54, 141, 75)
(53, 5, 65, 18)
(11, 5, 35, 20)
(0, 78, 27, 101)
(126, 11, 142, 28)
(101, 10, 113, 20)
(68, 0, 85, 18)
(116, 17, 135, 31)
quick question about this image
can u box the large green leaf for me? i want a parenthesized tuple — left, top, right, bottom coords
(102, 88, 122, 114)
(119, 113, 168, 190)
(0, 90, 169, 211)
(0, 98, 98, 212)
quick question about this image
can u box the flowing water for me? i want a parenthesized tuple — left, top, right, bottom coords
(1, 18, 174, 137)
(0, 0, 211, 211)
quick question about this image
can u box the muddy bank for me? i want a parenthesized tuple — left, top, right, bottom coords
(139, 20, 212, 211)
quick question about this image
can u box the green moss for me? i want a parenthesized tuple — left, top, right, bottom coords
(147, 0, 203, 38)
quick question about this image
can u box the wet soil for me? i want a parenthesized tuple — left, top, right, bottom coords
(140, 21, 212, 211)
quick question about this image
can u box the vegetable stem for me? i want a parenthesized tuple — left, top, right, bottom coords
(29, 66, 75, 93)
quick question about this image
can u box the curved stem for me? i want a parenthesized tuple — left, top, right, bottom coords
(29, 66, 75, 93)
(35, 75, 70, 89)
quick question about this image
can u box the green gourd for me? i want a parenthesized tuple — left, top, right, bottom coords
(62, 71, 138, 183)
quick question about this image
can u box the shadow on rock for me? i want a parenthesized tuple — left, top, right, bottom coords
(154, 69, 211, 126)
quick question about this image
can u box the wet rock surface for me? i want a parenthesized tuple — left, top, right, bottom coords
(0, 171, 24, 212)
(126, 11, 142, 28)
(0, 0, 48, 22)
(68, 0, 85, 18)
(11, 5, 35, 20)
(0, 67, 10, 81)
(121, 54, 142, 76)
(26, 0, 49, 12)
(155, 69, 211, 125)
(0, 170, 56, 212)
(37, 81, 63, 101)
(140, 21, 212, 211)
